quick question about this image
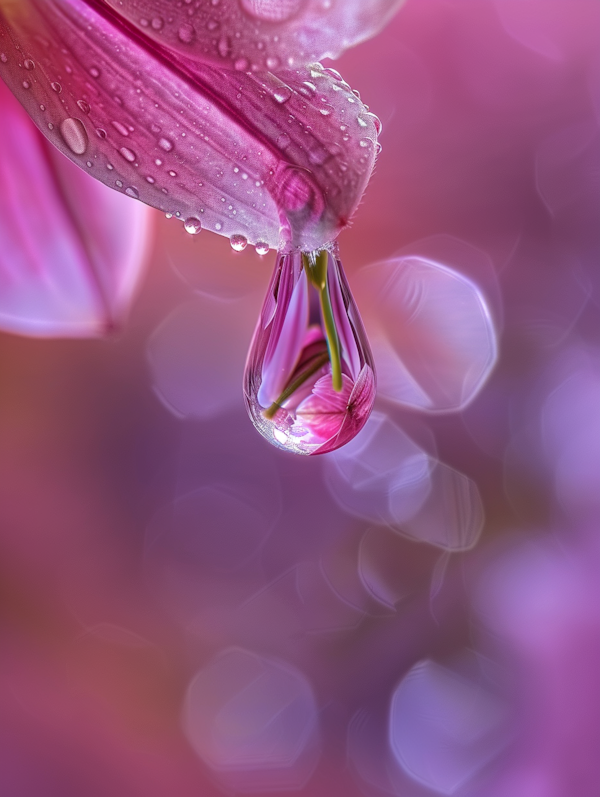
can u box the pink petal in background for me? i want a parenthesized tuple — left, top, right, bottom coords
(0, 78, 151, 336)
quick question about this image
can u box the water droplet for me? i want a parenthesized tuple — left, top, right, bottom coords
(255, 241, 269, 256)
(178, 23, 195, 44)
(111, 120, 129, 136)
(359, 139, 371, 148)
(323, 67, 343, 81)
(0, 53, 8, 64)
(357, 115, 368, 128)
(96, 127, 107, 139)
(277, 132, 291, 149)
(146, 175, 156, 183)
(230, 234, 247, 251)
(244, 248, 375, 455)
(51, 81, 62, 93)
(266, 56, 279, 71)
(168, 170, 177, 177)
(151, 16, 164, 30)
(240, 0, 301, 21)
(40, 104, 46, 111)
(60, 117, 88, 155)
(215, 222, 223, 231)
(217, 35, 231, 58)
(24, 59, 35, 70)
(89, 66, 101, 78)
(273, 86, 292, 104)
(119, 146, 136, 163)
(116, 180, 123, 188)
(234, 57, 249, 71)
(375, 142, 383, 155)
(366, 112, 383, 135)
(184, 216, 202, 235)
(308, 144, 328, 165)
(125, 186, 139, 198)
(158, 137, 173, 152)
(22, 80, 31, 89)
(76, 99, 91, 115)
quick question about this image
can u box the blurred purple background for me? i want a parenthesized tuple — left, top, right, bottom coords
(1, 1, 600, 795)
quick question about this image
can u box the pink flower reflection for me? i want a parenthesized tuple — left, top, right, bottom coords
(244, 248, 375, 454)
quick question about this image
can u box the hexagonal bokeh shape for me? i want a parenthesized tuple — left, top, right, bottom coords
(183, 648, 320, 793)
(357, 256, 498, 412)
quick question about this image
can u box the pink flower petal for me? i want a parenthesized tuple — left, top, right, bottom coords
(0, 78, 150, 337)
(105, 0, 405, 71)
(297, 364, 376, 453)
(0, 0, 380, 250)
(258, 258, 308, 407)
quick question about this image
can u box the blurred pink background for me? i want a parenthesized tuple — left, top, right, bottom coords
(1, 1, 600, 795)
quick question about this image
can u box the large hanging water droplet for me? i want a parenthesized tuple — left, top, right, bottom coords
(243, 246, 376, 455)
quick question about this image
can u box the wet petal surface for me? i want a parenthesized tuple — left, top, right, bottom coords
(0, 0, 380, 251)
(105, 0, 405, 71)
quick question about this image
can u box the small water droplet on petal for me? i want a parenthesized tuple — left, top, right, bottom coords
(366, 112, 383, 135)
(184, 217, 202, 235)
(76, 99, 91, 114)
(240, 0, 301, 22)
(272, 86, 292, 104)
(60, 117, 88, 155)
(255, 241, 269, 256)
(230, 234, 247, 251)
(119, 146, 137, 162)
(178, 23, 195, 44)
(24, 59, 35, 70)
(51, 81, 62, 93)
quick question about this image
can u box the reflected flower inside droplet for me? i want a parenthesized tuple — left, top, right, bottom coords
(244, 245, 375, 455)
